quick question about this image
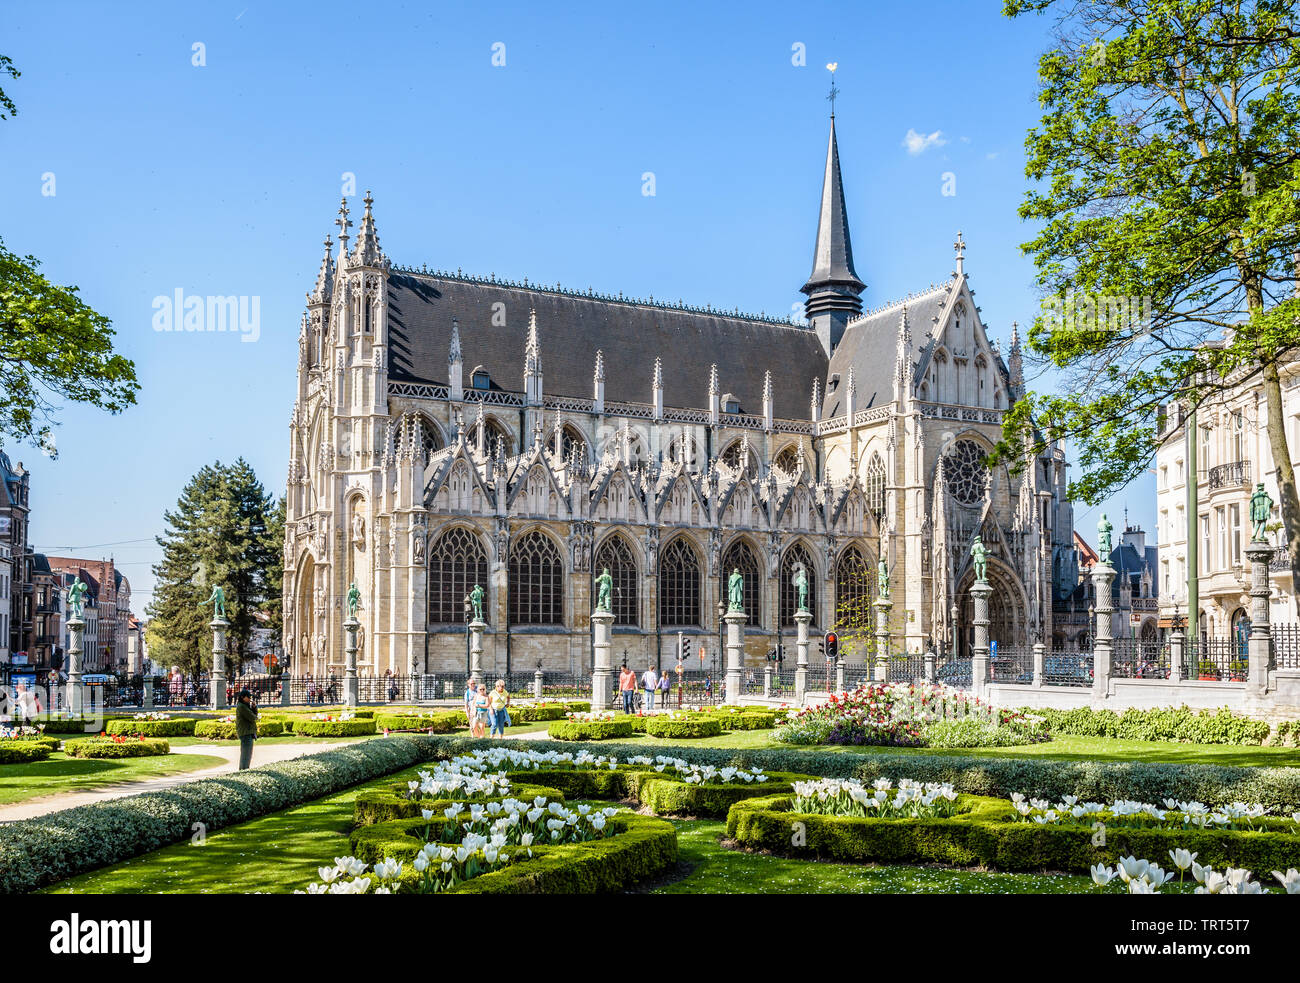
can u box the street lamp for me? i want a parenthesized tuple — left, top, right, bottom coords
(463, 593, 472, 678)
(950, 602, 959, 661)
(716, 599, 726, 679)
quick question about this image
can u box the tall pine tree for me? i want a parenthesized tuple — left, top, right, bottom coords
(146, 459, 280, 678)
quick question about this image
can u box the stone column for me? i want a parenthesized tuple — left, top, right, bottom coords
(66, 615, 84, 717)
(533, 667, 544, 700)
(794, 610, 810, 705)
(835, 657, 846, 693)
(591, 611, 614, 711)
(468, 620, 486, 683)
(873, 595, 892, 682)
(210, 617, 229, 710)
(1246, 541, 1274, 699)
(1032, 641, 1046, 689)
(970, 581, 992, 700)
(142, 674, 154, 708)
(763, 662, 772, 697)
(343, 616, 360, 707)
(724, 610, 746, 705)
(924, 650, 935, 683)
(1169, 624, 1185, 682)
(1091, 562, 1116, 703)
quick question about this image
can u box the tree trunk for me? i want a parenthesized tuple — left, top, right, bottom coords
(1260, 361, 1300, 594)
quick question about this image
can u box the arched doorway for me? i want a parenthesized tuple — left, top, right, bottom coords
(954, 561, 1026, 657)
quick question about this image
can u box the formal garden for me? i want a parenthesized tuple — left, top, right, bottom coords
(2, 680, 1299, 896)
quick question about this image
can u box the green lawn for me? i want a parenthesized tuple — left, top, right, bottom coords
(167, 734, 379, 748)
(0, 752, 223, 806)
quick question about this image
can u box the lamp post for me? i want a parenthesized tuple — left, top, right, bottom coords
(950, 602, 959, 662)
(716, 599, 726, 680)
(463, 594, 472, 679)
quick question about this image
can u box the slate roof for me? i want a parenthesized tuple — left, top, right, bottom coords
(801, 116, 865, 296)
(385, 272, 830, 420)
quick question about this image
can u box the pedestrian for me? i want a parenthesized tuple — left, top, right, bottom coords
(235, 688, 259, 770)
(641, 665, 658, 712)
(659, 668, 671, 707)
(473, 683, 490, 738)
(464, 676, 479, 727)
(327, 674, 338, 703)
(619, 664, 636, 714)
(489, 679, 511, 738)
(704, 673, 713, 701)
(387, 673, 398, 702)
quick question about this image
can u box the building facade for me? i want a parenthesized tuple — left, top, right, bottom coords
(46, 558, 127, 671)
(283, 113, 1077, 679)
(0, 452, 31, 663)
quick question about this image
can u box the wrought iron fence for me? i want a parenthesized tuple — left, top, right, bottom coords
(987, 645, 1033, 684)
(1043, 649, 1092, 687)
(1186, 638, 1248, 682)
(934, 656, 972, 689)
(771, 668, 797, 700)
(1273, 624, 1300, 669)
(1109, 637, 1175, 680)
(883, 654, 928, 684)
(840, 663, 875, 691)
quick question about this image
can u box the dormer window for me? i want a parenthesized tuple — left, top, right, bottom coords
(470, 366, 491, 390)
(827, 373, 840, 393)
(721, 392, 740, 414)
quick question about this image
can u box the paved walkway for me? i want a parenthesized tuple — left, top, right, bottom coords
(0, 741, 353, 824)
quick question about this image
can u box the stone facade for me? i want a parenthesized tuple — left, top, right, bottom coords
(283, 117, 1078, 679)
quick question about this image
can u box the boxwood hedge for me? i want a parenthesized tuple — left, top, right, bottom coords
(105, 718, 198, 738)
(410, 735, 1300, 812)
(1026, 705, 1273, 746)
(373, 711, 464, 733)
(0, 739, 53, 764)
(643, 716, 722, 739)
(292, 718, 377, 737)
(33, 717, 106, 735)
(193, 719, 285, 740)
(62, 737, 171, 759)
(547, 719, 634, 741)
(0, 735, 439, 894)
(725, 794, 1300, 875)
(351, 781, 567, 831)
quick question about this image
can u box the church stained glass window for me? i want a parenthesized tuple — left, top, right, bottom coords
(780, 542, 816, 628)
(509, 531, 564, 625)
(721, 539, 761, 624)
(594, 535, 638, 627)
(945, 440, 988, 506)
(864, 452, 886, 523)
(427, 527, 488, 625)
(834, 544, 871, 630)
(659, 537, 701, 627)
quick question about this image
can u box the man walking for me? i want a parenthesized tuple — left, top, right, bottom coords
(641, 665, 658, 712)
(619, 664, 636, 714)
(235, 688, 259, 771)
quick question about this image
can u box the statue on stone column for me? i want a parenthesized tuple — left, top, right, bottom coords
(413, 532, 426, 564)
(67, 580, 89, 620)
(346, 582, 361, 619)
(728, 567, 745, 612)
(352, 512, 366, 549)
(1250, 483, 1273, 542)
(595, 568, 613, 613)
(877, 557, 890, 598)
(470, 583, 484, 623)
(970, 536, 988, 584)
(201, 585, 227, 620)
(793, 564, 809, 612)
(1097, 513, 1114, 557)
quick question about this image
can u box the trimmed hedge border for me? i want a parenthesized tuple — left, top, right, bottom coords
(0, 739, 53, 764)
(105, 718, 198, 738)
(0, 735, 441, 894)
(62, 738, 171, 759)
(643, 716, 723, 739)
(725, 794, 1300, 875)
(33, 718, 104, 735)
(1026, 705, 1273, 746)
(547, 719, 634, 741)
(637, 772, 803, 817)
(352, 780, 566, 829)
(410, 735, 1300, 812)
(292, 718, 377, 737)
(193, 719, 285, 740)
(373, 711, 463, 733)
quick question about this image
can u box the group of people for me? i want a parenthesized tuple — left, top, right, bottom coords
(618, 664, 674, 712)
(463, 676, 512, 738)
(302, 673, 339, 705)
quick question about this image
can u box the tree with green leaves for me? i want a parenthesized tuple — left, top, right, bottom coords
(0, 53, 139, 453)
(145, 460, 280, 679)
(996, 0, 1300, 586)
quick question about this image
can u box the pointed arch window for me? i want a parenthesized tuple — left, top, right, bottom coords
(780, 542, 817, 628)
(594, 535, 638, 627)
(721, 440, 759, 478)
(834, 544, 872, 631)
(560, 425, 586, 465)
(659, 537, 702, 627)
(509, 531, 564, 625)
(721, 539, 761, 624)
(865, 452, 886, 524)
(475, 417, 513, 458)
(427, 527, 488, 625)
(774, 445, 801, 474)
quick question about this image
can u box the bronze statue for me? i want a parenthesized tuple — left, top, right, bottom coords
(1250, 482, 1273, 542)
(595, 567, 613, 613)
(200, 584, 227, 620)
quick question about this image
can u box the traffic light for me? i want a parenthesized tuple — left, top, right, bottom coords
(681, 637, 692, 660)
(824, 631, 838, 659)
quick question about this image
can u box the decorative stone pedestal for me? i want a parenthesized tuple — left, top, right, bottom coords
(343, 617, 360, 708)
(794, 611, 811, 705)
(1246, 542, 1274, 700)
(724, 611, 746, 705)
(873, 596, 892, 682)
(923, 650, 936, 683)
(1032, 642, 1046, 689)
(1170, 629, 1185, 682)
(970, 582, 992, 700)
(210, 617, 230, 710)
(468, 620, 486, 683)
(534, 667, 544, 699)
(591, 611, 615, 711)
(763, 663, 772, 697)
(142, 675, 154, 709)
(66, 616, 85, 718)
(1091, 562, 1116, 704)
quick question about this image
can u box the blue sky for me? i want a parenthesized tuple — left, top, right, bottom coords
(0, 0, 1155, 609)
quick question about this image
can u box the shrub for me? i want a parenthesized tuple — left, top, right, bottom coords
(0, 740, 53, 764)
(0, 735, 438, 894)
(637, 772, 802, 817)
(293, 718, 377, 737)
(63, 737, 171, 759)
(547, 719, 634, 741)
(33, 717, 103, 735)
(726, 794, 1300, 875)
(105, 718, 198, 738)
(643, 715, 723, 739)
(410, 735, 1300, 812)
(193, 719, 286, 740)
(506, 703, 568, 723)
(923, 718, 1047, 748)
(352, 781, 567, 829)
(373, 711, 464, 733)
(1025, 705, 1271, 746)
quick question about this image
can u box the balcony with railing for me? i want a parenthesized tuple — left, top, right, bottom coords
(1206, 460, 1251, 490)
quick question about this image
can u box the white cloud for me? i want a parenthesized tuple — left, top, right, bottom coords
(902, 128, 948, 155)
(986, 151, 999, 160)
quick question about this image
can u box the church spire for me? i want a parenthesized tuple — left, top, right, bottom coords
(894, 306, 912, 402)
(353, 190, 385, 267)
(801, 67, 865, 356)
(524, 309, 542, 405)
(334, 198, 352, 258)
(1008, 321, 1024, 401)
(310, 235, 334, 304)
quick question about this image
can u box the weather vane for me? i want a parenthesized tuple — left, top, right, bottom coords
(826, 62, 839, 116)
